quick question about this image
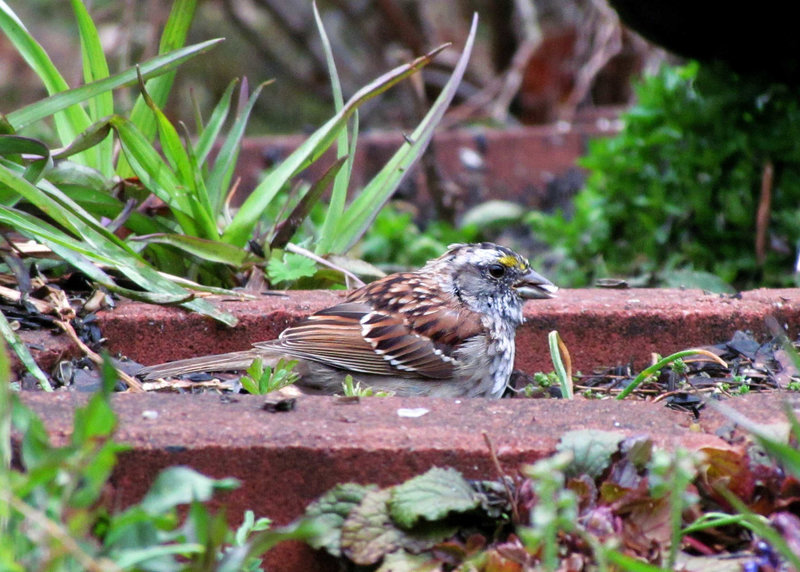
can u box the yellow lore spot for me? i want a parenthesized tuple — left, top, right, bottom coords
(498, 254, 527, 270)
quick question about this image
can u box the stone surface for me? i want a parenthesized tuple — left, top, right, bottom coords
(19, 391, 796, 570)
(97, 288, 800, 375)
(12, 286, 800, 568)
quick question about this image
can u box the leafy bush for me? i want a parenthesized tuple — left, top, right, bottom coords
(529, 62, 800, 290)
(0, 348, 316, 570)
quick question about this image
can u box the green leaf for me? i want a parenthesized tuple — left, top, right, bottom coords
(222, 44, 449, 247)
(122, 0, 198, 149)
(389, 467, 480, 529)
(556, 429, 625, 478)
(332, 14, 478, 253)
(193, 78, 239, 166)
(304, 482, 377, 556)
(271, 155, 348, 249)
(140, 466, 239, 515)
(130, 233, 262, 266)
(206, 80, 270, 215)
(6, 39, 223, 131)
(110, 115, 199, 235)
(70, 0, 113, 174)
(313, 1, 357, 255)
(137, 72, 217, 238)
(267, 251, 318, 285)
(0, 2, 91, 150)
(0, 309, 52, 391)
(0, 179, 237, 326)
(341, 488, 456, 566)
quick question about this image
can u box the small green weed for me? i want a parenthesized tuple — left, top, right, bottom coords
(239, 358, 299, 395)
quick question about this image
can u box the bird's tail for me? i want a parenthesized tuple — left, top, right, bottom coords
(137, 350, 267, 380)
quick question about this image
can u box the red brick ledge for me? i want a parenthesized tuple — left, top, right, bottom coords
(14, 287, 800, 568)
(19, 392, 794, 570)
(96, 288, 800, 375)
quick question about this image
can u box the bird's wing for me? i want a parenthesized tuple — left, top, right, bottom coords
(254, 300, 478, 379)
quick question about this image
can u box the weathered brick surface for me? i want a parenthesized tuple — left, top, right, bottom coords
(98, 288, 800, 375)
(21, 391, 794, 570)
(14, 287, 800, 569)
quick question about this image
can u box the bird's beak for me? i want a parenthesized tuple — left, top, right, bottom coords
(514, 268, 558, 299)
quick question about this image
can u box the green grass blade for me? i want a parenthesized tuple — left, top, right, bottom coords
(206, 81, 269, 215)
(0, 203, 236, 326)
(70, 0, 113, 175)
(0, 309, 52, 391)
(137, 72, 217, 239)
(193, 79, 239, 166)
(129, 233, 262, 266)
(332, 14, 478, 253)
(110, 116, 199, 235)
(615, 349, 725, 400)
(0, 2, 91, 150)
(117, 0, 197, 177)
(313, 1, 356, 255)
(548, 330, 573, 399)
(6, 39, 223, 131)
(222, 44, 448, 248)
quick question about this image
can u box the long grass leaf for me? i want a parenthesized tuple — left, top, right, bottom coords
(194, 79, 239, 166)
(6, 39, 223, 131)
(313, 1, 356, 255)
(0, 309, 52, 391)
(0, 3, 91, 149)
(222, 45, 448, 248)
(206, 81, 269, 214)
(117, 0, 198, 179)
(0, 203, 236, 326)
(129, 233, 262, 266)
(137, 72, 217, 239)
(110, 116, 199, 235)
(70, 0, 113, 175)
(271, 156, 347, 249)
(332, 15, 478, 253)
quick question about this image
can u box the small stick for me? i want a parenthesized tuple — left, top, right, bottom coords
(482, 431, 520, 524)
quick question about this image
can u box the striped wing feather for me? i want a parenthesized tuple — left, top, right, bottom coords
(253, 286, 483, 379)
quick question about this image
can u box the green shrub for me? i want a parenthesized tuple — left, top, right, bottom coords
(529, 62, 800, 290)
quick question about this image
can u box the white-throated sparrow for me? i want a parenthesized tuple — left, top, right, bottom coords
(138, 243, 557, 397)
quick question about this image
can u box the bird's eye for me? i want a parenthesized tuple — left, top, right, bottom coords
(488, 263, 506, 278)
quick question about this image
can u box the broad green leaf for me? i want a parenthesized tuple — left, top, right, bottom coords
(304, 483, 377, 556)
(141, 466, 239, 515)
(332, 14, 478, 253)
(130, 233, 262, 266)
(267, 251, 318, 284)
(222, 44, 449, 247)
(71, 0, 113, 174)
(6, 39, 223, 131)
(556, 429, 625, 478)
(341, 488, 455, 566)
(389, 467, 480, 529)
